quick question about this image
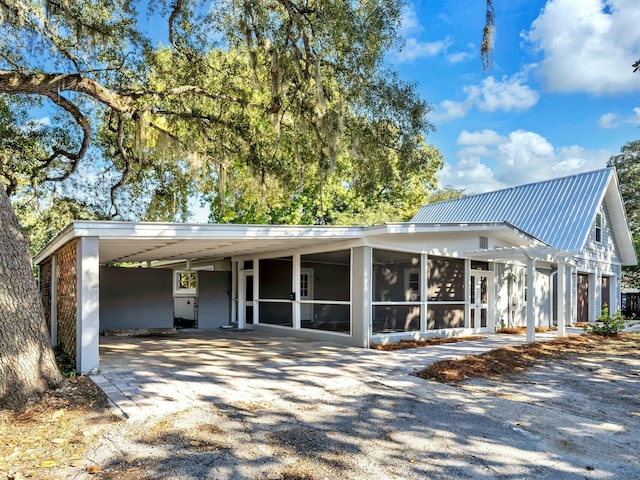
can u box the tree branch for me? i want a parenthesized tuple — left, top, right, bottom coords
(109, 115, 132, 219)
(0, 71, 134, 113)
(41, 91, 91, 181)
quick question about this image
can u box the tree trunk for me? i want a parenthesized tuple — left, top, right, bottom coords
(0, 187, 62, 409)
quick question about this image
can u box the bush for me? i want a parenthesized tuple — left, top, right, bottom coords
(53, 344, 77, 377)
(583, 307, 628, 336)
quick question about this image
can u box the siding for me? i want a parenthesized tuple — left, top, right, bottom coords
(100, 267, 174, 330)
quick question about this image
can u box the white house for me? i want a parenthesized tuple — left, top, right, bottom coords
(35, 168, 636, 373)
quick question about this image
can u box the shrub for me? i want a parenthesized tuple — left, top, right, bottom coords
(583, 307, 628, 336)
(53, 344, 77, 377)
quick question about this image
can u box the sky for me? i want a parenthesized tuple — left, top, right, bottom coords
(387, 0, 640, 194)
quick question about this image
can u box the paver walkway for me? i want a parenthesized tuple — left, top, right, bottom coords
(92, 328, 583, 419)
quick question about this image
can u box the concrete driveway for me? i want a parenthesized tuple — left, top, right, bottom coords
(91, 328, 579, 419)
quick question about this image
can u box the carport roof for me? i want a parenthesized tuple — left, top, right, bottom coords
(34, 220, 541, 265)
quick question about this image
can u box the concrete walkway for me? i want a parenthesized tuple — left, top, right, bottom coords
(91, 328, 583, 419)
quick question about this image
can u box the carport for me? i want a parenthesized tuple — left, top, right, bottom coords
(35, 221, 365, 373)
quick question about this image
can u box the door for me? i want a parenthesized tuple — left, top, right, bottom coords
(300, 268, 314, 325)
(470, 272, 493, 332)
(238, 270, 254, 328)
(577, 273, 589, 323)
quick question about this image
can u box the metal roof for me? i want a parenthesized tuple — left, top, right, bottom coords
(412, 169, 614, 251)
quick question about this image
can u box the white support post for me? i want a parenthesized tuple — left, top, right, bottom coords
(351, 246, 372, 348)
(76, 236, 100, 374)
(238, 269, 246, 329)
(293, 254, 301, 329)
(420, 253, 427, 332)
(557, 262, 566, 337)
(526, 257, 536, 343)
(253, 260, 259, 325)
(231, 261, 237, 325)
(51, 255, 58, 346)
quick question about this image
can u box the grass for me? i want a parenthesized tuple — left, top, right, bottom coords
(416, 332, 640, 384)
(370, 335, 485, 351)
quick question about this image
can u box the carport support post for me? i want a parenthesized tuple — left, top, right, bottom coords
(526, 257, 536, 343)
(351, 246, 372, 348)
(557, 262, 566, 337)
(76, 236, 100, 374)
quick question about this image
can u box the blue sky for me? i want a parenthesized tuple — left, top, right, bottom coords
(388, 0, 640, 194)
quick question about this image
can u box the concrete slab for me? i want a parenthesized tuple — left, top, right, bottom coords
(92, 327, 583, 419)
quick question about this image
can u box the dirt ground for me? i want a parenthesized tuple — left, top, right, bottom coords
(1, 333, 639, 480)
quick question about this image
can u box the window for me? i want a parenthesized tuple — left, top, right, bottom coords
(404, 269, 420, 301)
(595, 213, 602, 243)
(479, 236, 489, 249)
(175, 271, 197, 295)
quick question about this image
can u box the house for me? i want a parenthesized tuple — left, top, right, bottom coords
(35, 168, 636, 373)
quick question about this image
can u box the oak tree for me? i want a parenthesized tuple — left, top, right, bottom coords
(0, 0, 442, 406)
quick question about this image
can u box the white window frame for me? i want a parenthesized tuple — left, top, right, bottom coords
(174, 270, 197, 296)
(595, 213, 603, 243)
(403, 268, 420, 301)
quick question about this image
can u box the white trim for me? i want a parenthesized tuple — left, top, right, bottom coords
(173, 270, 197, 296)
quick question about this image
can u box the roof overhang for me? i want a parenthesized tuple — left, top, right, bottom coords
(601, 172, 637, 266)
(34, 221, 365, 265)
(364, 221, 545, 246)
(33, 220, 550, 266)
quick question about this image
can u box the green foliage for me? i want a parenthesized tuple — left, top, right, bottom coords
(1, 0, 445, 228)
(53, 345, 77, 378)
(583, 307, 628, 336)
(607, 140, 640, 288)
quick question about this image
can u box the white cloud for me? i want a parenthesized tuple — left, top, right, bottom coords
(399, 4, 422, 37)
(524, 0, 640, 94)
(447, 51, 473, 64)
(396, 37, 452, 63)
(457, 129, 506, 146)
(598, 107, 640, 128)
(431, 74, 539, 121)
(437, 158, 506, 193)
(394, 4, 456, 63)
(599, 113, 619, 129)
(438, 129, 610, 193)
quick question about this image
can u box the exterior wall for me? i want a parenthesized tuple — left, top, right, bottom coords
(493, 264, 552, 328)
(56, 242, 77, 360)
(494, 263, 525, 328)
(573, 199, 624, 320)
(534, 268, 552, 327)
(100, 267, 174, 330)
(197, 271, 231, 328)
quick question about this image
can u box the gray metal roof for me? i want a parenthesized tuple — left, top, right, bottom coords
(412, 168, 614, 251)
